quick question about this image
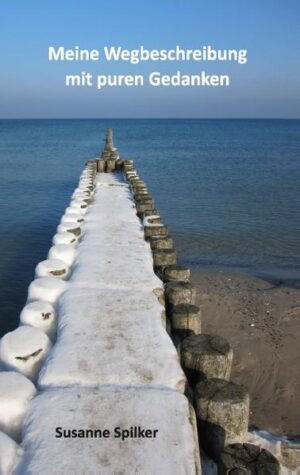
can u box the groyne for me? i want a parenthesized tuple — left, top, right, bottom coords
(0, 129, 281, 474)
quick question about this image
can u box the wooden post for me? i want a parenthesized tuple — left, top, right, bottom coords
(218, 443, 280, 474)
(194, 379, 250, 461)
(165, 282, 196, 307)
(169, 304, 201, 339)
(164, 265, 190, 282)
(181, 334, 233, 383)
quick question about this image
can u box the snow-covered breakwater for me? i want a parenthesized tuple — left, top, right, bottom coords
(0, 129, 285, 474)
(0, 134, 200, 473)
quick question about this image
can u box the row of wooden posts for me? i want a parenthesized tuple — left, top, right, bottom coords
(94, 130, 280, 474)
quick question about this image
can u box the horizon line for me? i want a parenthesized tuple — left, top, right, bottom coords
(0, 117, 299, 120)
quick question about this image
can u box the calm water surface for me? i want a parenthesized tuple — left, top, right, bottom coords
(0, 119, 299, 335)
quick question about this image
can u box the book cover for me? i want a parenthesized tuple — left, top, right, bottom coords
(0, 1, 299, 473)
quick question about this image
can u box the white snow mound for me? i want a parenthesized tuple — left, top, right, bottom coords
(28, 277, 68, 304)
(0, 432, 23, 475)
(20, 301, 56, 340)
(0, 326, 52, 381)
(57, 223, 82, 235)
(48, 245, 77, 267)
(35, 259, 70, 280)
(0, 372, 37, 441)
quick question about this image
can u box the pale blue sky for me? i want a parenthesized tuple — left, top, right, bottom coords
(0, 0, 299, 118)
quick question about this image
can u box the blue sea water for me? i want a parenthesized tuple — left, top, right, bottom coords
(0, 119, 299, 335)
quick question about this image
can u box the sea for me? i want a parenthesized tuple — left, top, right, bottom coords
(0, 119, 299, 335)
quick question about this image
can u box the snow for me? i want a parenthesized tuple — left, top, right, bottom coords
(0, 432, 23, 475)
(52, 232, 78, 246)
(19, 387, 200, 475)
(70, 245, 162, 292)
(143, 215, 162, 227)
(72, 188, 91, 195)
(68, 174, 162, 291)
(60, 213, 84, 225)
(64, 206, 85, 216)
(35, 259, 70, 279)
(48, 245, 77, 267)
(20, 301, 56, 340)
(39, 287, 185, 391)
(0, 372, 37, 441)
(247, 430, 300, 474)
(7, 169, 201, 472)
(0, 326, 52, 381)
(57, 223, 83, 234)
(69, 199, 88, 211)
(27, 277, 68, 304)
(72, 187, 91, 195)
